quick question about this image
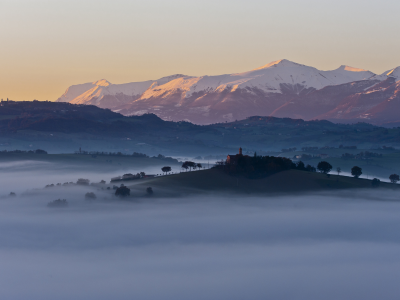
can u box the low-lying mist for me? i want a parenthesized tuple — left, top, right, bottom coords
(1, 162, 400, 300)
(0, 160, 167, 194)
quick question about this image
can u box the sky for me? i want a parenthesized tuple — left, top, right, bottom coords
(1, 0, 400, 101)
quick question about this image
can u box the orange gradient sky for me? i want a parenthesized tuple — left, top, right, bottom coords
(1, 0, 399, 101)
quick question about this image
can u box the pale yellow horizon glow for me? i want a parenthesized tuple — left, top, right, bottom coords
(1, 0, 399, 101)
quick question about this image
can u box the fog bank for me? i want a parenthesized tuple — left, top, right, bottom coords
(1, 188, 400, 299)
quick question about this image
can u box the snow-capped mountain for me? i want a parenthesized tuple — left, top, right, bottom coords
(57, 60, 400, 126)
(57, 75, 187, 109)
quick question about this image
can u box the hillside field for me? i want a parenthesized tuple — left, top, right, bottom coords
(130, 168, 399, 196)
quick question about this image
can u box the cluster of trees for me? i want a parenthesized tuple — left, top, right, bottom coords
(301, 147, 319, 151)
(220, 155, 315, 178)
(317, 161, 363, 178)
(341, 151, 382, 160)
(123, 172, 145, 179)
(112, 172, 146, 182)
(318, 161, 400, 184)
(0, 149, 47, 154)
(161, 166, 172, 175)
(153, 154, 178, 163)
(389, 174, 400, 184)
(77, 178, 90, 185)
(146, 187, 153, 195)
(376, 146, 396, 150)
(114, 185, 154, 197)
(181, 161, 202, 171)
(300, 145, 358, 152)
(115, 185, 130, 196)
(85, 192, 97, 200)
(372, 178, 381, 187)
(74, 151, 178, 162)
(296, 153, 318, 161)
(47, 199, 68, 208)
(339, 145, 357, 149)
(78, 151, 150, 157)
(45, 179, 107, 188)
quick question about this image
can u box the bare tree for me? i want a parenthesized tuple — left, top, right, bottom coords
(336, 167, 341, 176)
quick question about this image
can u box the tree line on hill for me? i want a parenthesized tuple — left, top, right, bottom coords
(181, 161, 202, 171)
(317, 161, 399, 186)
(341, 151, 383, 160)
(75, 151, 178, 162)
(216, 154, 400, 185)
(0, 149, 47, 154)
(301, 145, 396, 152)
(218, 154, 316, 179)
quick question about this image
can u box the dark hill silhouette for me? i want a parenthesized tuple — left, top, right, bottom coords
(132, 168, 398, 195)
(1, 101, 400, 152)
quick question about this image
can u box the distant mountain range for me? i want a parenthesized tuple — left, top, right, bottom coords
(57, 59, 400, 126)
(2, 101, 400, 155)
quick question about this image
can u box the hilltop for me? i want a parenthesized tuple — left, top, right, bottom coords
(131, 168, 398, 196)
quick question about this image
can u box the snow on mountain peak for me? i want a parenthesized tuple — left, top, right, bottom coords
(93, 79, 111, 87)
(337, 65, 368, 72)
(383, 67, 400, 80)
(252, 59, 305, 71)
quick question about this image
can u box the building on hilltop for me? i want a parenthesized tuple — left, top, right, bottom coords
(226, 147, 248, 164)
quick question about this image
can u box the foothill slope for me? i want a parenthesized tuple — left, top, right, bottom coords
(132, 168, 397, 196)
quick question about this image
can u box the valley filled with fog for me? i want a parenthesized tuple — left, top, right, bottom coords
(1, 161, 400, 300)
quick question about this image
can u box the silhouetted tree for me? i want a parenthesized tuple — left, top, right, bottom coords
(389, 174, 400, 184)
(77, 178, 90, 185)
(351, 166, 362, 178)
(140, 172, 146, 178)
(196, 163, 202, 170)
(305, 164, 316, 172)
(371, 178, 381, 188)
(296, 161, 305, 170)
(85, 192, 97, 200)
(161, 166, 171, 175)
(317, 161, 332, 174)
(115, 186, 130, 196)
(47, 199, 68, 207)
(183, 161, 196, 171)
(181, 163, 189, 172)
(336, 167, 341, 176)
(35, 149, 47, 154)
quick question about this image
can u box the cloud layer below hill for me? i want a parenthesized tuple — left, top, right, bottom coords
(1, 180, 400, 299)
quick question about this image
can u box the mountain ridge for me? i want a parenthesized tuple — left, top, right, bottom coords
(56, 59, 400, 126)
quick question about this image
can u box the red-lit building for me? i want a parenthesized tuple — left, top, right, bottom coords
(226, 147, 248, 164)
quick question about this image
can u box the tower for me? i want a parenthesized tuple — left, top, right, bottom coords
(239, 147, 242, 155)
